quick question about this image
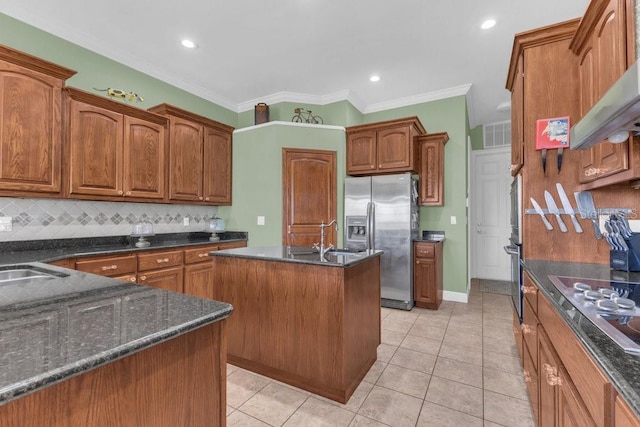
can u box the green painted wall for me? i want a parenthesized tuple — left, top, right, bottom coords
(470, 125, 484, 150)
(217, 124, 346, 247)
(0, 13, 237, 127)
(0, 12, 472, 296)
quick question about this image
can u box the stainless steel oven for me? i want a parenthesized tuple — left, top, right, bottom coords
(504, 175, 523, 322)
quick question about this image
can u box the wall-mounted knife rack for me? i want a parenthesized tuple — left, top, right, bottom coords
(524, 208, 633, 215)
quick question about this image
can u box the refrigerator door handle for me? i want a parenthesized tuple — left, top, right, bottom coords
(369, 202, 376, 250)
(365, 202, 372, 250)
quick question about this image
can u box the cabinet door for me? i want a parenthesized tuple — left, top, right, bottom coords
(377, 126, 411, 171)
(123, 116, 165, 199)
(184, 262, 215, 299)
(168, 116, 203, 201)
(346, 130, 376, 174)
(0, 60, 63, 193)
(414, 255, 437, 309)
(538, 328, 559, 427)
(557, 365, 597, 427)
(419, 138, 445, 206)
(202, 126, 232, 204)
(138, 266, 184, 293)
(579, 0, 630, 183)
(68, 100, 123, 197)
(511, 54, 524, 175)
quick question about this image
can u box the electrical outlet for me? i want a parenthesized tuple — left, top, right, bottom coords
(450, 216, 457, 225)
(183, 217, 190, 226)
(0, 217, 11, 232)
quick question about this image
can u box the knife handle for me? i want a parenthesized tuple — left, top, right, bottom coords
(591, 219, 602, 239)
(540, 214, 553, 231)
(555, 214, 568, 232)
(569, 215, 583, 233)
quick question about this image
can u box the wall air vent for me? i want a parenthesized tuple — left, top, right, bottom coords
(483, 120, 511, 149)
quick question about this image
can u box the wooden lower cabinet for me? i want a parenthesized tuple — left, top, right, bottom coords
(615, 396, 640, 427)
(138, 266, 183, 293)
(183, 244, 219, 299)
(519, 271, 621, 426)
(67, 241, 246, 296)
(413, 241, 443, 309)
(0, 321, 228, 427)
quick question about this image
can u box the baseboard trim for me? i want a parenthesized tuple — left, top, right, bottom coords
(443, 290, 469, 303)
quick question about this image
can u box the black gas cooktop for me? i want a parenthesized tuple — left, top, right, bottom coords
(548, 276, 640, 355)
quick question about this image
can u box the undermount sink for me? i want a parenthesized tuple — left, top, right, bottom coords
(0, 265, 69, 285)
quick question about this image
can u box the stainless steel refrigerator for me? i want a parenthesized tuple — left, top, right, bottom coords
(344, 173, 420, 310)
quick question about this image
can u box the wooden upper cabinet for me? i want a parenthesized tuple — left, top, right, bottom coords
(346, 117, 426, 176)
(168, 116, 204, 201)
(570, 0, 636, 187)
(203, 126, 232, 204)
(417, 132, 448, 206)
(0, 45, 75, 196)
(65, 88, 167, 201)
(148, 104, 234, 205)
(123, 116, 166, 199)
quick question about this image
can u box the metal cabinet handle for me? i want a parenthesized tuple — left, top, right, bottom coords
(523, 370, 532, 383)
(521, 286, 538, 295)
(156, 258, 170, 264)
(129, 277, 136, 282)
(543, 363, 563, 386)
(521, 324, 535, 335)
(198, 253, 208, 258)
(101, 265, 118, 271)
(139, 275, 147, 281)
(117, 190, 123, 195)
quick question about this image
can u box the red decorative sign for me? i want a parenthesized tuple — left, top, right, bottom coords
(536, 116, 570, 150)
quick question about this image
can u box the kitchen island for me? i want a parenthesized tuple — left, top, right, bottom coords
(0, 262, 232, 427)
(209, 246, 382, 403)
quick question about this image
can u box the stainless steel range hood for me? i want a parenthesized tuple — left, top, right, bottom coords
(570, 61, 640, 150)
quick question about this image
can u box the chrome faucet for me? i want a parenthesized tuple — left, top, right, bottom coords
(313, 220, 339, 257)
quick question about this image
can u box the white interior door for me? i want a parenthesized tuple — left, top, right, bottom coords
(470, 148, 511, 281)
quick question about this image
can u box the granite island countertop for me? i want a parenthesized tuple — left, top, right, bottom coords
(523, 259, 640, 418)
(0, 261, 232, 406)
(209, 245, 383, 267)
(0, 231, 247, 265)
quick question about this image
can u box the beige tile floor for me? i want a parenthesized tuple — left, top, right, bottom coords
(226, 281, 536, 426)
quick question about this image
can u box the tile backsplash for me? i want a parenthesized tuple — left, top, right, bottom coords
(0, 198, 219, 241)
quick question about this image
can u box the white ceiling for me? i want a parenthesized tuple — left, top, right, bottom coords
(1, 1, 589, 127)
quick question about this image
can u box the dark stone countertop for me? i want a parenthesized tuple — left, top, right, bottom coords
(523, 259, 640, 418)
(0, 231, 248, 265)
(0, 261, 232, 406)
(210, 245, 383, 267)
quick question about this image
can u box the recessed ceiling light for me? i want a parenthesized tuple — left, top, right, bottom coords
(481, 19, 496, 30)
(181, 39, 197, 49)
(370, 75, 380, 82)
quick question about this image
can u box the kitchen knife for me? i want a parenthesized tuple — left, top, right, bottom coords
(557, 148, 563, 174)
(544, 191, 568, 232)
(530, 197, 553, 231)
(574, 191, 602, 239)
(555, 183, 583, 233)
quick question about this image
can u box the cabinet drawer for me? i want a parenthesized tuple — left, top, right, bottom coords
(75, 255, 137, 277)
(538, 293, 613, 426)
(217, 241, 247, 250)
(414, 244, 435, 259)
(184, 245, 219, 264)
(138, 250, 183, 272)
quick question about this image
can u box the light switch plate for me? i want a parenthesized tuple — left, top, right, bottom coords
(257, 216, 265, 225)
(0, 216, 12, 231)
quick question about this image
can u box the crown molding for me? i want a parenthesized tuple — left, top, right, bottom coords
(364, 83, 472, 114)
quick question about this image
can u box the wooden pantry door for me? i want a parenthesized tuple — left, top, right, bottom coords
(282, 148, 337, 247)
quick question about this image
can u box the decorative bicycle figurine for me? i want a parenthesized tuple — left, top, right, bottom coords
(292, 108, 323, 124)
